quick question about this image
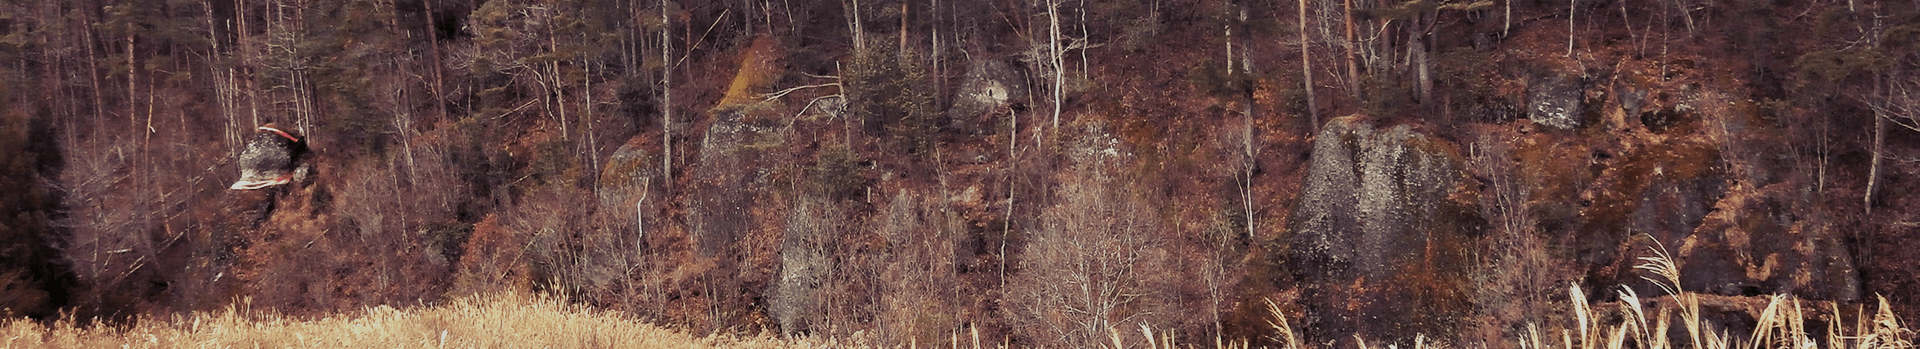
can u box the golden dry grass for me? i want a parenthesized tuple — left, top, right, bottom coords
(0, 293, 855, 349)
(1, 239, 1907, 349)
(1244, 238, 1915, 349)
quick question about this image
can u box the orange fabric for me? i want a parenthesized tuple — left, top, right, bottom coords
(259, 126, 299, 142)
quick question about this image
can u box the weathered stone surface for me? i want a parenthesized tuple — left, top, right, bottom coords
(1681, 184, 1859, 301)
(1284, 117, 1480, 345)
(598, 136, 660, 210)
(1654, 103, 1857, 302)
(688, 111, 785, 255)
(593, 136, 665, 250)
(768, 196, 842, 335)
(1528, 74, 1584, 130)
(944, 58, 1027, 135)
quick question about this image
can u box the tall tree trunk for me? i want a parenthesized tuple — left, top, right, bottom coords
(208, 0, 239, 155)
(1505, 0, 1512, 37)
(548, 11, 569, 142)
(850, 0, 864, 52)
(899, 1, 908, 57)
(1048, 0, 1063, 130)
(585, 56, 598, 173)
(1567, 0, 1576, 57)
(1343, 0, 1361, 97)
(85, 15, 105, 128)
(1300, 0, 1319, 130)
(662, 0, 673, 191)
(127, 28, 139, 137)
(1867, 75, 1886, 215)
(1413, 15, 1431, 105)
(424, 0, 450, 122)
(1226, 7, 1235, 74)
(931, 0, 941, 107)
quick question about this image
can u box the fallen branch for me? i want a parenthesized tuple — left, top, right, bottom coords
(761, 82, 842, 101)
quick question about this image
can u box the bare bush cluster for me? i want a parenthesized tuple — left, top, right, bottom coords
(770, 187, 968, 345)
(57, 120, 221, 318)
(229, 136, 469, 312)
(1005, 171, 1184, 348)
(769, 195, 855, 336)
(1468, 134, 1578, 346)
(871, 190, 965, 344)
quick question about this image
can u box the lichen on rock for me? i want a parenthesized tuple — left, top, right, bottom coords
(1528, 73, 1585, 130)
(1283, 116, 1480, 346)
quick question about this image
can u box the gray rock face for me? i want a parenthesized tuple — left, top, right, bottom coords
(944, 59, 1028, 134)
(689, 111, 784, 255)
(1284, 117, 1480, 345)
(596, 136, 661, 232)
(232, 126, 306, 190)
(769, 196, 842, 335)
(1528, 74, 1584, 130)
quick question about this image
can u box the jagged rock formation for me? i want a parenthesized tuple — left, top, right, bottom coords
(1283, 117, 1481, 345)
(597, 136, 662, 232)
(1623, 94, 1859, 301)
(768, 195, 843, 335)
(230, 124, 308, 190)
(944, 58, 1027, 135)
(1528, 73, 1585, 130)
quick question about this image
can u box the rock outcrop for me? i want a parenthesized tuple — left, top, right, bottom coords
(944, 58, 1027, 135)
(1283, 117, 1481, 345)
(231, 124, 309, 190)
(1528, 73, 1585, 130)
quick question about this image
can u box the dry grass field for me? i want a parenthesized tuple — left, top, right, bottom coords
(0, 292, 855, 349)
(1, 251, 1907, 349)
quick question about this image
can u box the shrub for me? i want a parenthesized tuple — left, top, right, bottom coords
(768, 196, 848, 335)
(1005, 171, 1182, 348)
(844, 38, 938, 155)
(808, 145, 871, 203)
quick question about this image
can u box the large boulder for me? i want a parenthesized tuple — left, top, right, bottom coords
(944, 58, 1028, 135)
(1283, 117, 1482, 345)
(688, 110, 785, 255)
(231, 124, 309, 190)
(596, 136, 662, 235)
(1528, 73, 1585, 130)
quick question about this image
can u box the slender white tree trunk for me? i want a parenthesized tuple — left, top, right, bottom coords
(1300, 0, 1319, 130)
(662, 0, 673, 190)
(1567, 0, 1576, 57)
(1505, 0, 1512, 37)
(1048, 0, 1063, 130)
(1868, 75, 1886, 215)
(586, 57, 599, 173)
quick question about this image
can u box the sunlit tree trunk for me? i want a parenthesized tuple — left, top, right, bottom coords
(1048, 0, 1063, 130)
(662, 0, 673, 190)
(1300, 0, 1319, 129)
(1868, 74, 1885, 215)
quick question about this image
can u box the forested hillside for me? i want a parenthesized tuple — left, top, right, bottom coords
(0, 0, 1917, 347)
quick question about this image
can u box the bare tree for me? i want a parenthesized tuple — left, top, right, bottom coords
(1467, 134, 1576, 344)
(1866, 76, 1919, 214)
(1007, 171, 1176, 347)
(1047, 0, 1064, 129)
(662, 0, 674, 191)
(1297, 0, 1319, 129)
(57, 137, 154, 314)
(1567, 0, 1576, 57)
